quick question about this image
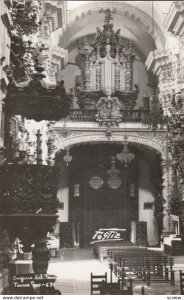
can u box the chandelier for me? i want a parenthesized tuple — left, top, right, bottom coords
(107, 156, 120, 177)
(117, 137, 135, 167)
(63, 147, 72, 166)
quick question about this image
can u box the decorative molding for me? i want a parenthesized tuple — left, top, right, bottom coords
(164, 1, 184, 35)
(96, 94, 122, 126)
(0, 165, 60, 214)
(51, 130, 167, 159)
(77, 10, 136, 94)
(146, 49, 184, 113)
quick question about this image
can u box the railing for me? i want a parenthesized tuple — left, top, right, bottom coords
(68, 109, 150, 123)
(69, 109, 97, 122)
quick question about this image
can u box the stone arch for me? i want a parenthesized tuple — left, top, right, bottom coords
(61, 1, 165, 52)
(53, 132, 167, 160)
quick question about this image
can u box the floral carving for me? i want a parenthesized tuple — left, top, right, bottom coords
(5, 79, 70, 121)
(0, 165, 60, 214)
(166, 90, 184, 213)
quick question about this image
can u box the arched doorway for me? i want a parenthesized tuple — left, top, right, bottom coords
(69, 144, 138, 247)
(56, 141, 163, 248)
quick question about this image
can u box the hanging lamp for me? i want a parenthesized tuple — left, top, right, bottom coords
(116, 136, 135, 167)
(107, 156, 122, 189)
(117, 109, 135, 167)
(63, 147, 72, 166)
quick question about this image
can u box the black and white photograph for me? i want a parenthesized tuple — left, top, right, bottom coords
(0, 0, 184, 296)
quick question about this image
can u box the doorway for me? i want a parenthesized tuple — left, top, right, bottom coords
(69, 144, 138, 247)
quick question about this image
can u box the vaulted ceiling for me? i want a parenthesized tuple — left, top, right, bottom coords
(59, 1, 171, 61)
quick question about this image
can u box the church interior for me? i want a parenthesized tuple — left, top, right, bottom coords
(0, 0, 184, 295)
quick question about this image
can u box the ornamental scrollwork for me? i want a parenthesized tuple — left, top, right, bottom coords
(77, 9, 136, 97)
(96, 94, 122, 127)
(166, 90, 184, 206)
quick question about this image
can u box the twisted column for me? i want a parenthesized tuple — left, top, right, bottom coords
(161, 160, 175, 234)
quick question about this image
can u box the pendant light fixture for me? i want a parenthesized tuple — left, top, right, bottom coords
(117, 113, 135, 167)
(63, 146, 72, 166)
(107, 156, 122, 189)
(116, 135, 135, 167)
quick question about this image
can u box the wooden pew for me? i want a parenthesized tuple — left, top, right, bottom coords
(108, 250, 174, 286)
(100, 281, 133, 295)
(92, 241, 134, 261)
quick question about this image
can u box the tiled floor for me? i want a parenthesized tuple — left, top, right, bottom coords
(48, 248, 184, 295)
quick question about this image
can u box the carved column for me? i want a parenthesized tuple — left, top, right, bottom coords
(96, 46, 101, 91)
(36, 129, 43, 165)
(83, 58, 90, 91)
(125, 59, 131, 92)
(79, 41, 92, 92)
(124, 42, 135, 92)
(96, 63, 101, 91)
(115, 64, 120, 91)
(161, 160, 175, 234)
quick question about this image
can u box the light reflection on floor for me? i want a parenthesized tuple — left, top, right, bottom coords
(48, 253, 112, 281)
(47, 248, 183, 295)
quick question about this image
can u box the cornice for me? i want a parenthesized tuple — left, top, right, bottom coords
(145, 50, 169, 73)
(164, 1, 184, 35)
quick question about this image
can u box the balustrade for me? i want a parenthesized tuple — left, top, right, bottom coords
(68, 109, 150, 123)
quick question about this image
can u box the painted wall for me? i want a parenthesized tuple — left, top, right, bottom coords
(138, 158, 159, 246)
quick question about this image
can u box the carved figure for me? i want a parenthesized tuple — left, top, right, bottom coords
(95, 27, 102, 41)
(104, 9, 113, 24)
(96, 95, 122, 126)
(16, 131, 27, 152)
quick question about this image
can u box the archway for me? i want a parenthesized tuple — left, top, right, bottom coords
(53, 132, 167, 159)
(54, 135, 166, 248)
(61, 1, 165, 53)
